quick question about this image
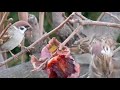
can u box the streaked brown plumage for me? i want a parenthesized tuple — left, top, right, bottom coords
(89, 39, 113, 78)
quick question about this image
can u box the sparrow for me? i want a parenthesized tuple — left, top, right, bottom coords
(0, 20, 32, 54)
(89, 39, 113, 78)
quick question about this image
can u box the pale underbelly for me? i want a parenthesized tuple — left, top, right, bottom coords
(1, 35, 24, 51)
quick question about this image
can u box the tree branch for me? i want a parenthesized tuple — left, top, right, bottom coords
(39, 12, 44, 36)
(0, 23, 12, 39)
(81, 20, 120, 28)
(97, 12, 105, 21)
(75, 12, 88, 20)
(105, 12, 120, 22)
(59, 25, 83, 50)
(0, 12, 9, 29)
(113, 46, 120, 55)
(62, 13, 82, 39)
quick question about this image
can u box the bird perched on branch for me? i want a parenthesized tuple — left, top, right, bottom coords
(0, 20, 32, 57)
(88, 39, 114, 78)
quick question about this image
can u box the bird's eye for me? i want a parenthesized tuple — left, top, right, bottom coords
(20, 27, 25, 30)
(106, 47, 108, 51)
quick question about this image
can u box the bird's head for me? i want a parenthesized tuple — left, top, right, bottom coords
(90, 39, 113, 57)
(13, 20, 32, 34)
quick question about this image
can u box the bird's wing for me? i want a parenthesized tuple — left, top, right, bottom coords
(0, 25, 15, 46)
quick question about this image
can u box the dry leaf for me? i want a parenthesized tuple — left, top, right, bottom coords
(49, 44, 58, 53)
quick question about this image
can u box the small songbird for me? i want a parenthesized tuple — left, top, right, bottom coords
(89, 39, 113, 78)
(0, 20, 32, 54)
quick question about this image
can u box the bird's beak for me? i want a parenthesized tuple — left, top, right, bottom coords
(25, 25, 33, 31)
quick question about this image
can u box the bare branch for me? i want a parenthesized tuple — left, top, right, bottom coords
(81, 20, 120, 28)
(105, 12, 120, 22)
(75, 12, 88, 20)
(59, 25, 83, 50)
(113, 46, 120, 54)
(39, 12, 44, 36)
(97, 12, 105, 21)
(0, 23, 12, 39)
(0, 12, 9, 29)
(52, 12, 76, 46)
(62, 13, 82, 39)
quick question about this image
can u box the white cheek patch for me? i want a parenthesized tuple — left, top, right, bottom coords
(19, 26, 27, 34)
(101, 46, 112, 56)
(13, 26, 26, 34)
(19, 29, 26, 34)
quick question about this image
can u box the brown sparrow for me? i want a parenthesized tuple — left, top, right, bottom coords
(0, 20, 32, 54)
(89, 39, 113, 78)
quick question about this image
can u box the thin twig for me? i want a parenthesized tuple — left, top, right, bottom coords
(0, 23, 12, 39)
(75, 12, 88, 20)
(97, 12, 105, 21)
(39, 12, 45, 36)
(62, 13, 82, 39)
(31, 58, 48, 72)
(59, 25, 83, 50)
(79, 72, 89, 78)
(113, 46, 120, 55)
(0, 12, 76, 67)
(105, 12, 120, 22)
(81, 20, 120, 28)
(0, 18, 13, 39)
(67, 22, 82, 39)
(0, 12, 9, 28)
